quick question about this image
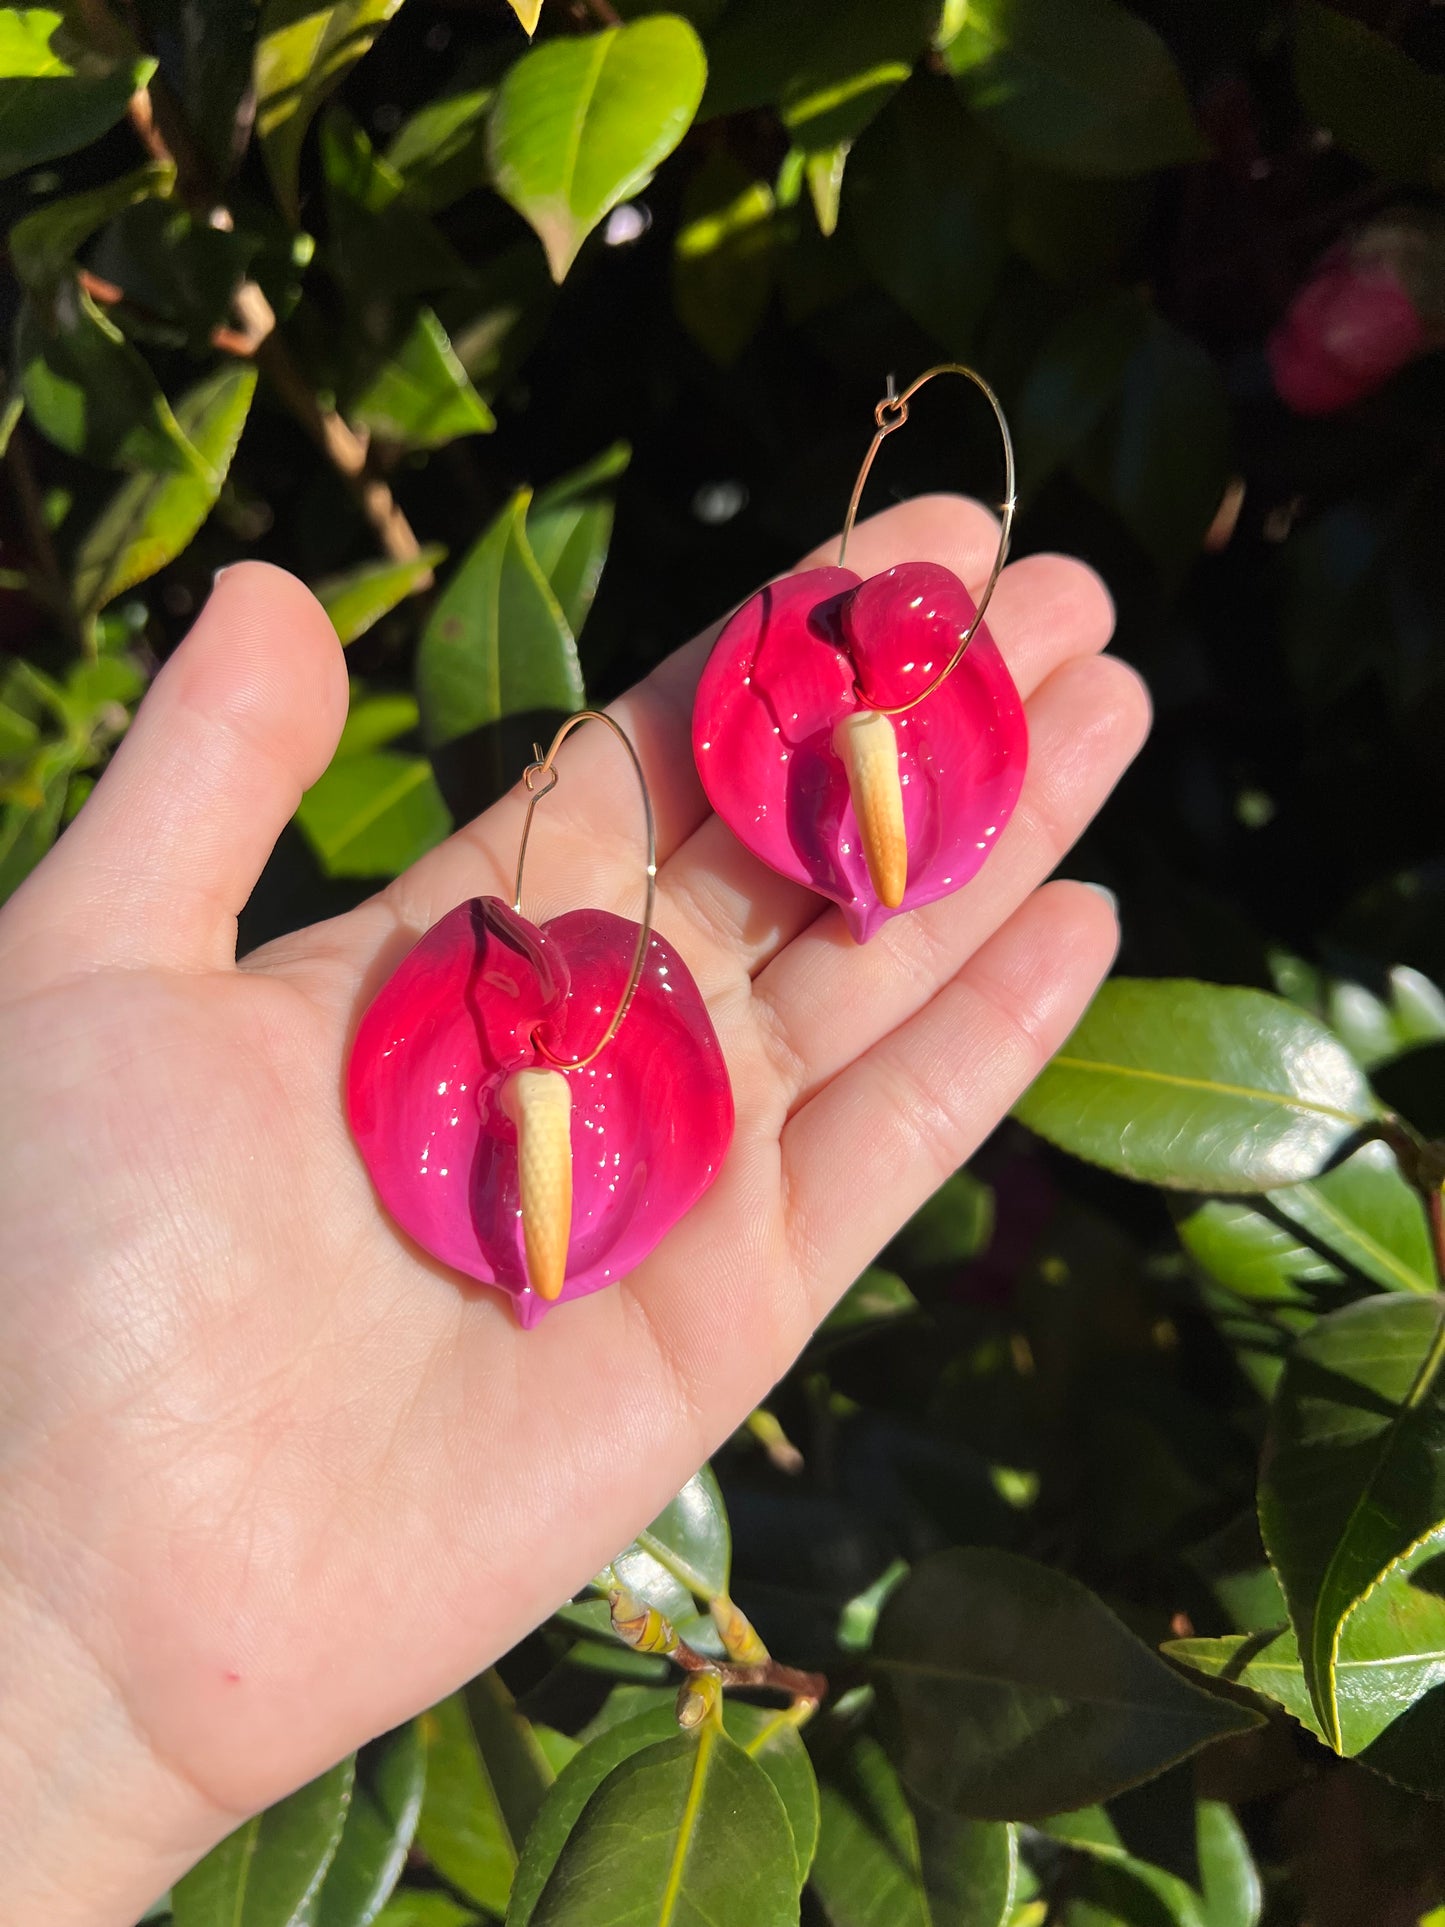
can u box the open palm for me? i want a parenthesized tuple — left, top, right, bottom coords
(0, 496, 1147, 1922)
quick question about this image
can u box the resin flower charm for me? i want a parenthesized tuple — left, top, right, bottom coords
(694, 559, 1027, 942)
(348, 898, 733, 1326)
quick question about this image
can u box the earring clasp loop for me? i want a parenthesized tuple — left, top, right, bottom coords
(512, 709, 657, 1071)
(838, 362, 1017, 718)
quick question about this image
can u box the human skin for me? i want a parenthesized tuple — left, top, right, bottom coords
(0, 495, 1149, 1924)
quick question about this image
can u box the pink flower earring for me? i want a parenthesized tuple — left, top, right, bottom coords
(348, 712, 733, 1327)
(693, 364, 1028, 943)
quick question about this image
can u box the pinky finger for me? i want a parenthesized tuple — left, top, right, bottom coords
(781, 880, 1118, 1310)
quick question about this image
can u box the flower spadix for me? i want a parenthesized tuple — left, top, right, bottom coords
(694, 559, 1027, 943)
(348, 900, 732, 1326)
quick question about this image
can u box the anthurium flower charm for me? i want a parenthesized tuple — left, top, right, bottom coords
(348, 715, 732, 1326)
(693, 363, 1028, 944)
(694, 559, 1027, 943)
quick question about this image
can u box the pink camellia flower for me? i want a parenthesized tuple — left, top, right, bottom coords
(1268, 213, 1444, 416)
(694, 560, 1027, 943)
(348, 899, 733, 1326)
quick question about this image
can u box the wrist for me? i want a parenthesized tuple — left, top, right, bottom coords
(0, 1572, 225, 1927)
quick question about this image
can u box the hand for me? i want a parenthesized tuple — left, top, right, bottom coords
(0, 496, 1148, 1924)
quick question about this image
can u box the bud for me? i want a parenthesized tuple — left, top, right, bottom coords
(676, 1669, 723, 1730)
(710, 1594, 769, 1665)
(1268, 210, 1445, 416)
(608, 1585, 678, 1656)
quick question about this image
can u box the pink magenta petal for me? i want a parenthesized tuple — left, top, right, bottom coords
(348, 899, 732, 1326)
(694, 561, 1028, 941)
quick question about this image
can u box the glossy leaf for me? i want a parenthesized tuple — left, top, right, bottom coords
(414, 1678, 552, 1917)
(611, 1463, 732, 1614)
(315, 546, 446, 646)
(0, 5, 156, 179)
(888, 1169, 995, 1272)
(518, 1725, 799, 1927)
(9, 162, 175, 290)
(1258, 1294, 1445, 1747)
(527, 441, 630, 637)
(943, 0, 1206, 178)
(1294, 2, 1445, 188)
(704, 0, 934, 153)
(672, 152, 777, 367)
(847, 73, 1005, 352)
(870, 1548, 1259, 1821)
(386, 85, 494, 212)
(0, 738, 80, 904)
(347, 307, 495, 451)
(724, 1704, 820, 1883)
(1044, 1800, 1258, 1927)
(255, 0, 405, 221)
(315, 1722, 426, 1927)
(321, 109, 468, 306)
(487, 17, 706, 282)
(15, 283, 207, 477)
(71, 362, 256, 615)
(812, 1734, 1017, 1927)
(1014, 979, 1374, 1192)
(1177, 1140, 1434, 1305)
(296, 745, 449, 879)
(172, 1756, 356, 1927)
(1168, 1531, 1445, 1796)
(415, 489, 582, 752)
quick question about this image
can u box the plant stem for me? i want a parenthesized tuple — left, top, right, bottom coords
(1368, 1115, 1445, 1287)
(123, 83, 426, 569)
(670, 1639, 827, 1712)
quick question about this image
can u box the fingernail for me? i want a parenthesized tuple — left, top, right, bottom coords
(1082, 881, 1118, 916)
(212, 562, 241, 586)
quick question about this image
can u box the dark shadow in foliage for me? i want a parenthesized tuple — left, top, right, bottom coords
(429, 707, 578, 831)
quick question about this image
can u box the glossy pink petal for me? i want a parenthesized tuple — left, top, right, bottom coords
(348, 899, 733, 1326)
(693, 561, 1028, 942)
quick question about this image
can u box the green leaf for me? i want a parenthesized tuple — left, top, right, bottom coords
(15, 282, 207, 477)
(487, 17, 706, 283)
(315, 547, 446, 646)
(672, 152, 777, 367)
(1294, 2, 1445, 188)
(1258, 1293, 1445, 1748)
(296, 747, 450, 878)
(1177, 1141, 1434, 1305)
(1043, 1798, 1258, 1927)
(333, 688, 420, 757)
(610, 1463, 732, 1616)
(846, 72, 1005, 352)
(315, 1723, 426, 1927)
(1072, 313, 1232, 579)
(1014, 291, 1149, 500)
(724, 1704, 820, 1883)
(703, 0, 934, 153)
(888, 1169, 995, 1272)
(71, 361, 256, 615)
(526, 442, 629, 636)
(508, 0, 542, 33)
(820, 1267, 920, 1339)
(255, 0, 405, 222)
(375, 1898, 478, 1927)
(347, 307, 495, 451)
(943, 0, 1206, 178)
(0, 5, 156, 180)
(386, 85, 495, 212)
(1168, 1532, 1445, 1797)
(172, 1757, 356, 1927)
(415, 1676, 553, 1917)
(321, 109, 468, 306)
(10, 162, 175, 289)
(519, 1725, 800, 1927)
(813, 1734, 1017, 1927)
(0, 737, 80, 904)
(1014, 979, 1374, 1193)
(416, 488, 582, 753)
(1194, 1803, 1261, 1927)
(870, 1548, 1260, 1821)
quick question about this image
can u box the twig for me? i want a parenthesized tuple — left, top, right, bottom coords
(78, 267, 272, 359)
(670, 1641, 828, 1711)
(1367, 1116, 1445, 1286)
(123, 83, 425, 568)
